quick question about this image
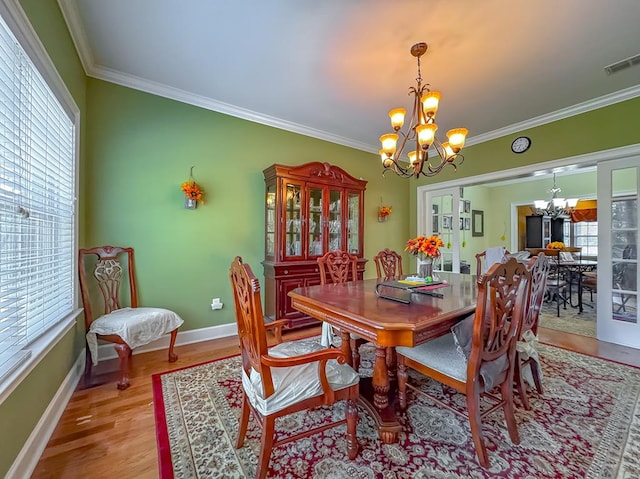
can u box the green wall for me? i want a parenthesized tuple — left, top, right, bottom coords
(2, 0, 639, 476)
(84, 78, 410, 330)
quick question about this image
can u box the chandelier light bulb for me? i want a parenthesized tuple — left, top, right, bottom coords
(379, 149, 393, 167)
(446, 128, 469, 152)
(379, 133, 398, 154)
(389, 108, 406, 130)
(416, 123, 438, 147)
(421, 91, 441, 118)
(441, 142, 454, 159)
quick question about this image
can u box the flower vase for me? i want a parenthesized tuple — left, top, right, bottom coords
(184, 197, 197, 209)
(418, 257, 433, 280)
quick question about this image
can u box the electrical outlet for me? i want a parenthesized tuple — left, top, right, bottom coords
(211, 297, 223, 310)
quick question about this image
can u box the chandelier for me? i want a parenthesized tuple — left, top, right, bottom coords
(379, 42, 468, 179)
(533, 173, 578, 218)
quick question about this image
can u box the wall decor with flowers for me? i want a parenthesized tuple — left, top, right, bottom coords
(378, 205, 392, 222)
(181, 166, 205, 209)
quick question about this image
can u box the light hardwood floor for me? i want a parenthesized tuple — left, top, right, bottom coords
(30, 325, 639, 479)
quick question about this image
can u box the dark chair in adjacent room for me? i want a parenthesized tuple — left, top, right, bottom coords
(230, 256, 360, 479)
(373, 248, 403, 279)
(581, 271, 597, 307)
(78, 245, 184, 390)
(396, 258, 532, 468)
(545, 266, 569, 317)
(514, 253, 550, 410)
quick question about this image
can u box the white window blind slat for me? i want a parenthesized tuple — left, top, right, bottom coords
(0, 13, 75, 383)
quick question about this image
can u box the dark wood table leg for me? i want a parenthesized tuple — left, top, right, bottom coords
(357, 344, 402, 444)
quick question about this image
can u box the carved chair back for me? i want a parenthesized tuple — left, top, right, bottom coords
(229, 256, 275, 397)
(524, 253, 550, 335)
(373, 248, 403, 279)
(78, 245, 139, 331)
(469, 258, 531, 380)
(317, 250, 358, 285)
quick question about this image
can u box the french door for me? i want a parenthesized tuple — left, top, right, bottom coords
(597, 157, 640, 349)
(420, 187, 462, 273)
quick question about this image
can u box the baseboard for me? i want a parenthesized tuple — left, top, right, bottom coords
(7, 322, 238, 478)
(95, 321, 238, 362)
(5, 349, 84, 479)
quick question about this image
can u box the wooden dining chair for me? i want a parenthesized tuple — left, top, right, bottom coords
(373, 248, 403, 279)
(317, 250, 366, 367)
(78, 245, 184, 390)
(396, 258, 532, 468)
(230, 256, 360, 479)
(514, 253, 550, 410)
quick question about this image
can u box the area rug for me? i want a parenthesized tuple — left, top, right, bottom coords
(539, 299, 597, 338)
(153, 340, 639, 479)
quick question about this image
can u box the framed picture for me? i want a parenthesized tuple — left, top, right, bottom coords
(472, 210, 484, 237)
(464, 200, 471, 214)
(459, 217, 464, 230)
(464, 217, 471, 230)
(443, 215, 452, 230)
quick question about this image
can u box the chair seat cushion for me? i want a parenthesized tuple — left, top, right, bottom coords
(243, 339, 360, 415)
(397, 333, 509, 391)
(86, 307, 184, 365)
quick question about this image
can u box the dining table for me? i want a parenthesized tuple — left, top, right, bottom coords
(288, 272, 479, 443)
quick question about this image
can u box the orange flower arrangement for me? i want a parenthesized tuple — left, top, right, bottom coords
(546, 241, 565, 250)
(378, 205, 392, 219)
(181, 180, 204, 204)
(405, 234, 445, 259)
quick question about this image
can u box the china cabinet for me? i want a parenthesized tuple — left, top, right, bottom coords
(525, 215, 564, 248)
(262, 162, 367, 329)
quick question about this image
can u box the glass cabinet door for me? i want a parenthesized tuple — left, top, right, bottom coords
(265, 185, 276, 257)
(347, 192, 360, 255)
(328, 189, 342, 251)
(308, 186, 324, 256)
(284, 181, 302, 258)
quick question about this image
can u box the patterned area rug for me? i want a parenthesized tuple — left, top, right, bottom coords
(539, 297, 597, 338)
(153, 341, 639, 479)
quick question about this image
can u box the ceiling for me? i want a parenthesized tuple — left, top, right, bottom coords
(58, 0, 640, 156)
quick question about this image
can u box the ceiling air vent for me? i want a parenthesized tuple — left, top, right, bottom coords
(604, 53, 640, 75)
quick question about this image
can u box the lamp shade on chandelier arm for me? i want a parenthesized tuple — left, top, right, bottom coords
(379, 42, 468, 179)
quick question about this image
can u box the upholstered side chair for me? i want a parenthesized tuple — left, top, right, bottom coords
(514, 253, 550, 410)
(396, 258, 532, 468)
(230, 256, 360, 479)
(78, 245, 184, 390)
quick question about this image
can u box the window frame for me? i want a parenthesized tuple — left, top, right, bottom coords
(0, 0, 81, 404)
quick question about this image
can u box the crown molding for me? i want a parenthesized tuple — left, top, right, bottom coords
(464, 85, 640, 148)
(91, 64, 376, 152)
(58, 0, 640, 153)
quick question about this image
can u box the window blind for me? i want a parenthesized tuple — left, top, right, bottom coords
(0, 14, 75, 382)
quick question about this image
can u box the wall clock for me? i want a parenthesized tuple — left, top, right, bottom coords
(511, 136, 531, 154)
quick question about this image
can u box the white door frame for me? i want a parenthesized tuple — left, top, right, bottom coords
(596, 157, 640, 349)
